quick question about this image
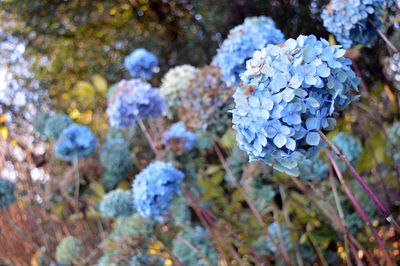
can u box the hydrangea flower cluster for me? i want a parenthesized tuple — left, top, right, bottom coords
(0, 178, 15, 209)
(214, 16, 285, 86)
(321, 0, 392, 48)
(43, 114, 73, 140)
(332, 132, 363, 172)
(386, 122, 400, 161)
(124, 48, 158, 80)
(253, 222, 292, 255)
(107, 79, 165, 129)
(55, 236, 83, 266)
(132, 161, 184, 218)
(99, 189, 135, 218)
(298, 152, 328, 180)
(170, 197, 192, 227)
(164, 122, 196, 153)
(178, 65, 234, 137)
(232, 35, 360, 176)
(173, 227, 218, 266)
(54, 124, 98, 161)
(159, 65, 197, 118)
(111, 213, 152, 242)
(34, 111, 51, 136)
(130, 253, 165, 266)
(100, 138, 132, 189)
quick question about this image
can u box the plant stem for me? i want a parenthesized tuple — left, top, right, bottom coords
(201, 209, 245, 265)
(176, 234, 213, 266)
(137, 117, 159, 157)
(213, 141, 292, 266)
(318, 130, 400, 233)
(325, 149, 393, 265)
(290, 175, 375, 265)
(73, 154, 80, 215)
(369, 18, 400, 54)
(182, 185, 230, 265)
(201, 208, 264, 264)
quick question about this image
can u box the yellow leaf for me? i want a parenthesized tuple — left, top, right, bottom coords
(90, 180, 105, 198)
(0, 127, 8, 140)
(69, 108, 80, 119)
(91, 74, 108, 94)
(73, 81, 95, 104)
(0, 114, 6, 123)
(11, 139, 18, 148)
(329, 34, 336, 46)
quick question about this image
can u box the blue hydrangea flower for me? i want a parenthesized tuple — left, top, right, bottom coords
(164, 122, 197, 153)
(0, 178, 15, 209)
(214, 16, 285, 86)
(253, 222, 292, 256)
(43, 114, 73, 140)
(332, 132, 363, 172)
(54, 124, 98, 161)
(55, 236, 83, 266)
(321, 0, 393, 48)
(100, 138, 132, 188)
(386, 122, 400, 161)
(132, 161, 184, 218)
(298, 152, 328, 180)
(107, 79, 165, 129)
(124, 48, 158, 80)
(99, 189, 135, 218)
(173, 227, 218, 266)
(232, 35, 360, 176)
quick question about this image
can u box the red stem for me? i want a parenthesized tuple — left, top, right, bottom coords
(201, 208, 264, 264)
(137, 117, 159, 157)
(325, 149, 393, 265)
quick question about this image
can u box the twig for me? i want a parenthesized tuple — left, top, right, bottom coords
(369, 18, 400, 54)
(213, 141, 291, 266)
(137, 117, 159, 157)
(319, 130, 400, 233)
(201, 208, 245, 265)
(325, 149, 393, 266)
(176, 234, 213, 266)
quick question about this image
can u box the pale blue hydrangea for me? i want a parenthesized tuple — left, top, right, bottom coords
(54, 124, 98, 161)
(386, 122, 400, 161)
(0, 178, 15, 209)
(130, 253, 165, 266)
(170, 197, 192, 227)
(164, 122, 197, 152)
(232, 35, 360, 176)
(100, 171, 124, 191)
(298, 152, 328, 180)
(34, 111, 51, 136)
(100, 138, 132, 188)
(43, 114, 73, 140)
(214, 16, 285, 86)
(332, 132, 363, 172)
(111, 213, 153, 242)
(55, 236, 83, 266)
(173, 227, 218, 266)
(99, 189, 135, 218)
(253, 222, 292, 256)
(106, 79, 165, 129)
(132, 161, 184, 218)
(321, 0, 393, 48)
(124, 48, 158, 80)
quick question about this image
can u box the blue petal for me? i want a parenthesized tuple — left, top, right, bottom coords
(273, 133, 287, 148)
(306, 132, 320, 146)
